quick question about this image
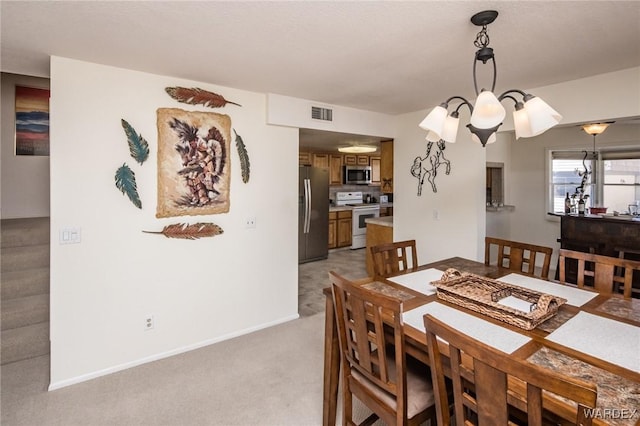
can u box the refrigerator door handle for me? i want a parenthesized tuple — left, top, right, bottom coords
(304, 178, 311, 234)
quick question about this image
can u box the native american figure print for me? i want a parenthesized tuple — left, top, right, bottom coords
(156, 108, 231, 218)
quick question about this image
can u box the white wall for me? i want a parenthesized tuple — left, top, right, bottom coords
(267, 93, 395, 138)
(1, 72, 50, 219)
(393, 110, 487, 263)
(49, 57, 299, 388)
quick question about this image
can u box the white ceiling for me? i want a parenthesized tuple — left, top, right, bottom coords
(2, 1, 639, 151)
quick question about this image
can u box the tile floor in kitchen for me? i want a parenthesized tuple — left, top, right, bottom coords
(298, 247, 368, 317)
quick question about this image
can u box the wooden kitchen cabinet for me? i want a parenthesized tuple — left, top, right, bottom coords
(312, 153, 330, 169)
(336, 210, 352, 248)
(370, 156, 381, 184)
(328, 211, 337, 249)
(329, 155, 343, 185)
(343, 154, 357, 165)
(357, 155, 370, 166)
(380, 140, 393, 193)
(299, 151, 312, 165)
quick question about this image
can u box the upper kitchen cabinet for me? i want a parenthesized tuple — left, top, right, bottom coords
(343, 154, 370, 166)
(380, 140, 393, 193)
(330, 155, 343, 185)
(299, 151, 312, 165)
(312, 153, 330, 169)
(370, 156, 381, 185)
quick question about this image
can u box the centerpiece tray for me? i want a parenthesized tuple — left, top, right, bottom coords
(431, 269, 567, 330)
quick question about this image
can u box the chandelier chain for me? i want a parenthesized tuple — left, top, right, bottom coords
(474, 26, 490, 49)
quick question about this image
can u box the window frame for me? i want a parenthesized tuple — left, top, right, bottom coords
(546, 147, 640, 220)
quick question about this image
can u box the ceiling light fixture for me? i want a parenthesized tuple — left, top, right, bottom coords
(419, 10, 563, 147)
(338, 145, 377, 154)
(581, 122, 612, 136)
(581, 121, 614, 155)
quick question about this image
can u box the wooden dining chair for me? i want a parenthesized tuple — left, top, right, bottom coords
(558, 248, 640, 299)
(423, 314, 597, 426)
(484, 237, 553, 279)
(329, 271, 436, 426)
(370, 240, 418, 279)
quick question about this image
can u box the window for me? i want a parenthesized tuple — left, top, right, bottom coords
(549, 152, 595, 213)
(549, 149, 640, 214)
(602, 154, 640, 213)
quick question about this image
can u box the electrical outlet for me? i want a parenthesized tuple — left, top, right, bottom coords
(433, 209, 439, 220)
(245, 216, 256, 228)
(144, 315, 154, 331)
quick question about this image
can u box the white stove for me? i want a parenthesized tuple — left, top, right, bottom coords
(335, 192, 380, 249)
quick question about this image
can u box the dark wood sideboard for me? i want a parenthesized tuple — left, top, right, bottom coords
(553, 213, 640, 296)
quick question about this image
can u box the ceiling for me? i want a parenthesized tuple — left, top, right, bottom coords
(2, 1, 639, 151)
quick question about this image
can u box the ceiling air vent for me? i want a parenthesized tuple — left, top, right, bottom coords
(311, 106, 333, 122)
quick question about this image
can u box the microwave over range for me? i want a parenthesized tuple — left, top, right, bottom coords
(343, 165, 372, 185)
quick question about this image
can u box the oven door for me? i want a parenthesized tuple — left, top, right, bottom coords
(351, 206, 380, 249)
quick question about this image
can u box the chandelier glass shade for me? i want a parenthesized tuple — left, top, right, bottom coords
(419, 10, 562, 147)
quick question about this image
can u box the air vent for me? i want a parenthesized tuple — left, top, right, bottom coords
(311, 106, 333, 121)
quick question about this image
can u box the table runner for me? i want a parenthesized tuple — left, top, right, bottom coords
(498, 273, 598, 307)
(403, 302, 531, 354)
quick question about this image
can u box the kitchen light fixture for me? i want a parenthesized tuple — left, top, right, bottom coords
(338, 145, 377, 154)
(419, 10, 562, 147)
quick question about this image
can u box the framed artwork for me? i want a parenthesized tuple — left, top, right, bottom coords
(156, 108, 231, 218)
(15, 86, 50, 156)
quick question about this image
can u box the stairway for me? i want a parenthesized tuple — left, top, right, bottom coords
(1, 217, 50, 365)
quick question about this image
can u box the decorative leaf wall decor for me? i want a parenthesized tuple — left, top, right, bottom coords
(165, 87, 241, 108)
(143, 222, 224, 239)
(115, 163, 142, 208)
(233, 129, 250, 183)
(121, 119, 149, 165)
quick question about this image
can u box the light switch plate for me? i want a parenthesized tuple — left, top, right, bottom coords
(59, 227, 81, 244)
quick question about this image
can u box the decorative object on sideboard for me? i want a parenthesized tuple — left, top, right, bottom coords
(121, 119, 150, 165)
(115, 163, 142, 209)
(233, 129, 251, 183)
(165, 86, 241, 108)
(418, 10, 562, 147)
(410, 140, 451, 195)
(143, 222, 224, 239)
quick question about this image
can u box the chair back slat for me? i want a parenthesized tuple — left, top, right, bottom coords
(485, 237, 553, 279)
(371, 240, 418, 279)
(559, 249, 640, 298)
(424, 314, 597, 426)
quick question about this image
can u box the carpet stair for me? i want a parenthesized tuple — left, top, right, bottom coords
(1, 218, 50, 365)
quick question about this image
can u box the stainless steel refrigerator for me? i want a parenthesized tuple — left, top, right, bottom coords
(299, 166, 329, 263)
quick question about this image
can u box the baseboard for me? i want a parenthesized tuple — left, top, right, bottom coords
(48, 313, 300, 391)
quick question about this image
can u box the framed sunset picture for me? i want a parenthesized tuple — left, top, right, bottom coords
(15, 85, 50, 156)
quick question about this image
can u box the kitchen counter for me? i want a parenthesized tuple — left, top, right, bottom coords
(330, 202, 393, 212)
(365, 216, 394, 276)
(365, 216, 393, 227)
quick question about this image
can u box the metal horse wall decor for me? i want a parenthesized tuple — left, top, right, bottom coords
(410, 140, 452, 195)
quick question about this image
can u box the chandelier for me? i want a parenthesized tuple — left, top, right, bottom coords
(419, 10, 562, 147)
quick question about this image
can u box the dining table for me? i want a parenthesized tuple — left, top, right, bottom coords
(322, 257, 640, 426)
